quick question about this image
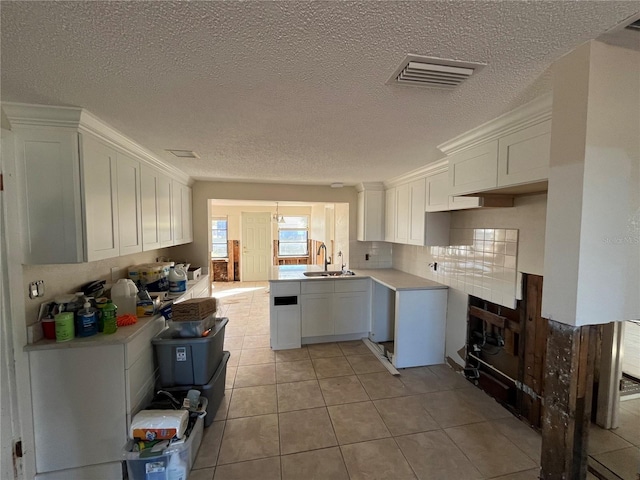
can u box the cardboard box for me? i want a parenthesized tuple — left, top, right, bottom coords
(171, 298, 217, 321)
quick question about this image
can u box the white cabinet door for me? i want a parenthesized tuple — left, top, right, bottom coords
(271, 305, 301, 350)
(14, 127, 84, 264)
(448, 195, 484, 210)
(158, 172, 174, 247)
(448, 140, 498, 195)
(497, 120, 551, 187)
(301, 293, 334, 337)
(140, 165, 161, 250)
(384, 188, 396, 242)
(172, 179, 185, 245)
(116, 152, 143, 256)
(182, 183, 193, 243)
(334, 291, 370, 335)
(357, 189, 385, 241)
(425, 171, 450, 212)
(80, 134, 119, 261)
(395, 183, 410, 244)
(408, 178, 426, 246)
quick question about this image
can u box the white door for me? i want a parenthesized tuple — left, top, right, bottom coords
(241, 212, 271, 281)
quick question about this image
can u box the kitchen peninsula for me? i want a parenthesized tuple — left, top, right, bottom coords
(269, 265, 448, 368)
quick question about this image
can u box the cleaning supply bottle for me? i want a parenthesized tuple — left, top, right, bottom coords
(168, 265, 187, 294)
(67, 292, 85, 335)
(166, 448, 187, 480)
(101, 300, 118, 334)
(76, 299, 98, 337)
(111, 278, 138, 316)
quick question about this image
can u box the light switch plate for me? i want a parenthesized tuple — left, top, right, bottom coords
(111, 267, 120, 282)
(29, 280, 45, 299)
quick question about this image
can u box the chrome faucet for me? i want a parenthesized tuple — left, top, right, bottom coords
(317, 243, 331, 271)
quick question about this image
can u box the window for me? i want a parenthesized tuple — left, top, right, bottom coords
(211, 217, 228, 258)
(278, 216, 309, 256)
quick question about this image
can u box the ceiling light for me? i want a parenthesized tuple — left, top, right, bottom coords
(166, 149, 199, 159)
(273, 202, 285, 224)
(331, 182, 344, 188)
(388, 54, 485, 89)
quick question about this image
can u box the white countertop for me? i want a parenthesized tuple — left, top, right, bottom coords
(269, 265, 446, 291)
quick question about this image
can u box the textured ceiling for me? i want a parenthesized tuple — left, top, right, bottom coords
(2, 1, 639, 185)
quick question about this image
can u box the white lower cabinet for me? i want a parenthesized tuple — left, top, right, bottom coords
(333, 291, 369, 335)
(301, 293, 334, 336)
(270, 282, 302, 350)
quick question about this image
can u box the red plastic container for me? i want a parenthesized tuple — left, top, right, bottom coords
(42, 318, 56, 339)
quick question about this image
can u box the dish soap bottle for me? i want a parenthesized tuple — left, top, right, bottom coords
(76, 299, 98, 337)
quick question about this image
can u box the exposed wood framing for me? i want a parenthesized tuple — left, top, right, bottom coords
(541, 320, 597, 479)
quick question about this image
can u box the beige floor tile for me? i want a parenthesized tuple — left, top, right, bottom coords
(445, 422, 537, 477)
(213, 456, 281, 480)
(374, 395, 439, 436)
(613, 408, 640, 446)
(224, 325, 246, 337)
(358, 371, 414, 399)
(588, 424, 632, 455)
(279, 407, 338, 454)
(428, 363, 472, 390)
(244, 323, 270, 335)
(224, 336, 244, 350)
(277, 379, 326, 412)
(239, 347, 275, 366)
(226, 350, 240, 367)
(214, 390, 231, 421)
(193, 421, 226, 469)
(276, 359, 317, 383)
(225, 366, 237, 390)
(592, 446, 640, 480)
(340, 438, 417, 480)
(319, 375, 370, 405)
(395, 430, 483, 480)
(328, 401, 391, 445)
(281, 446, 349, 480)
(422, 390, 486, 428)
(190, 467, 215, 480)
(398, 367, 447, 394)
(227, 385, 277, 419)
(346, 354, 387, 374)
(217, 414, 280, 465)
(488, 468, 541, 479)
(242, 334, 271, 349)
(337, 340, 371, 356)
(234, 364, 276, 388)
(312, 356, 355, 379)
(492, 417, 542, 463)
(275, 347, 310, 363)
(307, 342, 344, 358)
(456, 386, 512, 420)
(620, 398, 640, 416)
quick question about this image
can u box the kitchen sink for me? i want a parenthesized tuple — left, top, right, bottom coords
(303, 270, 356, 277)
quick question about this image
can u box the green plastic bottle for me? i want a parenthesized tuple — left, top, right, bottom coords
(101, 300, 118, 334)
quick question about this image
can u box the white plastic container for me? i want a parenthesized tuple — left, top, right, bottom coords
(168, 266, 187, 294)
(111, 278, 139, 316)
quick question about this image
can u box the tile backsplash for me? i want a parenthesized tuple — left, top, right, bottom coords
(349, 241, 393, 269)
(430, 228, 519, 308)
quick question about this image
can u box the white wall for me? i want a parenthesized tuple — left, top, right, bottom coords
(543, 41, 640, 326)
(178, 182, 358, 272)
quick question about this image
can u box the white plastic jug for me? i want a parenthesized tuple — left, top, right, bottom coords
(169, 265, 187, 294)
(111, 278, 139, 316)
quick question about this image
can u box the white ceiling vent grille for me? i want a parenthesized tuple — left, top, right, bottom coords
(388, 55, 486, 89)
(166, 149, 199, 159)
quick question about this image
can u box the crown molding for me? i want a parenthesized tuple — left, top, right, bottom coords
(355, 182, 385, 192)
(384, 158, 448, 188)
(2, 102, 191, 184)
(437, 93, 553, 155)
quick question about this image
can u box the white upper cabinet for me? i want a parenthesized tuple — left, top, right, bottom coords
(448, 140, 499, 196)
(356, 185, 385, 241)
(408, 178, 426, 246)
(172, 180, 193, 246)
(384, 187, 396, 242)
(425, 171, 450, 212)
(4, 103, 192, 263)
(394, 183, 410, 244)
(497, 119, 551, 187)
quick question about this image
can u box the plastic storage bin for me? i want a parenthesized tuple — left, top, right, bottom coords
(153, 318, 227, 387)
(167, 315, 216, 338)
(163, 351, 229, 427)
(123, 415, 203, 480)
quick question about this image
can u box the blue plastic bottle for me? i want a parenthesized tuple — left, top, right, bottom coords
(76, 301, 98, 337)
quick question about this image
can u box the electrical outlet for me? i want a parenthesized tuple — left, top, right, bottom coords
(29, 280, 45, 299)
(111, 267, 120, 282)
(365, 254, 369, 261)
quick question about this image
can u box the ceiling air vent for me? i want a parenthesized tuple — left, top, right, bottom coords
(166, 149, 199, 159)
(388, 55, 485, 89)
(625, 19, 640, 31)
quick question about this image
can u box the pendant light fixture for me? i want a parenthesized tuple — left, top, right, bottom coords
(273, 202, 285, 224)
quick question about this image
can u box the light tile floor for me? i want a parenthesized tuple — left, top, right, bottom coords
(190, 281, 639, 480)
